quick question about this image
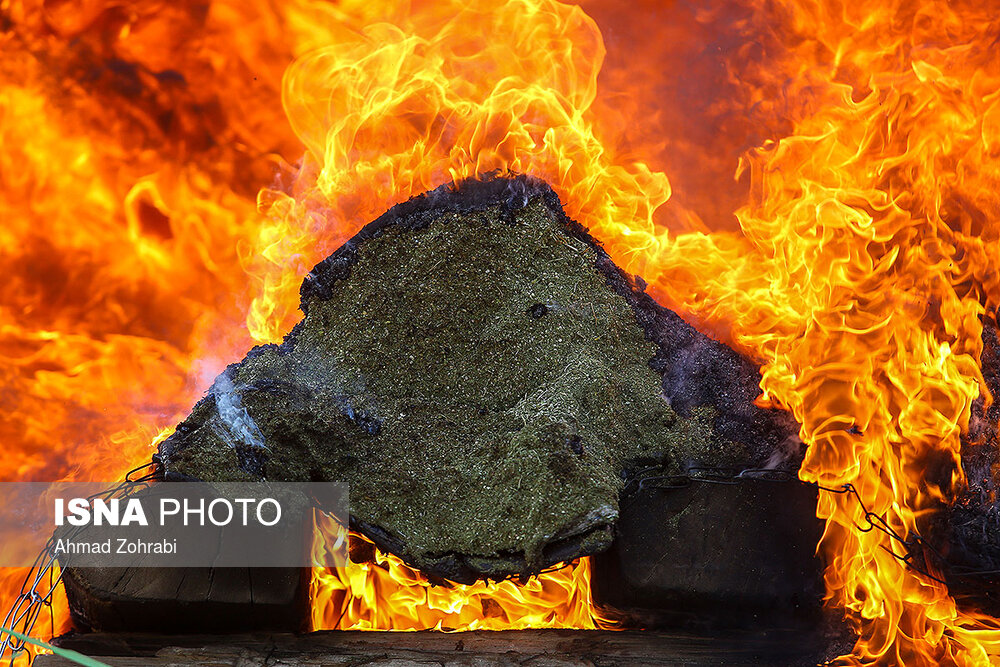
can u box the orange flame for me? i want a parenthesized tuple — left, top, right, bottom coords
(311, 550, 610, 632)
(310, 517, 611, 631)
(6, 0, 1000, 664)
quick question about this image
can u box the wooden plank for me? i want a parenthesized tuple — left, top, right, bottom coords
(38, 628, 838, 666)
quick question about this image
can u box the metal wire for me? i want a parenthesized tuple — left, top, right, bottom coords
(814, 481, 951, 586)
(0, 461, 162, 665)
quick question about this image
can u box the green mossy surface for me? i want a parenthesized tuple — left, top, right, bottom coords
(165, 198, 730, 572)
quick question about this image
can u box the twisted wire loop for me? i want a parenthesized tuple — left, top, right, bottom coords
(813, 481, 952, 586)
(0, 461, 162, 665)
(623, 465, 803, 494)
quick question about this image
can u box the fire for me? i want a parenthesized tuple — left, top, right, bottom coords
(312, 548, 609, 632)
(310, 518, 610, 631)
(4, 0, 1000, 664)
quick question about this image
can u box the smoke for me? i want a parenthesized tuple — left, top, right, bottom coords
(210, 369, 269, 454)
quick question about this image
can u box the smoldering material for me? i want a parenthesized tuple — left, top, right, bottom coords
(157, 173, 801, 583)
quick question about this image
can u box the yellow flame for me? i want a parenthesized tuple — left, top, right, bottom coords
(310, 517, 613, 631)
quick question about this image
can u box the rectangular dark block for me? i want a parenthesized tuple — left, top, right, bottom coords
(592, 478, 825, 630)
(62, 566, 310, 633)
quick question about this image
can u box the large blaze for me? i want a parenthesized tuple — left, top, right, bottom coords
(3, 0, 1000, 664)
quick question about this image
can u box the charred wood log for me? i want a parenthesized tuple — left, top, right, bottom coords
(592, 477, 825, 629)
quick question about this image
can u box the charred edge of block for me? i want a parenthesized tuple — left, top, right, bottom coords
(298, 172, 550, 307)
(350, 515, 612, 585)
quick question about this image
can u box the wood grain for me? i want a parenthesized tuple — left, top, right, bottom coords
(39, 628, 838, 666)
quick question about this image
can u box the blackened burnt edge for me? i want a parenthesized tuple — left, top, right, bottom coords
(350, 515, 611, 585)
(297, 171, 799, 466)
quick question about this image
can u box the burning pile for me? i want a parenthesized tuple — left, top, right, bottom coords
(6, 0, 1000, 664)
(157, 174, 798, 583)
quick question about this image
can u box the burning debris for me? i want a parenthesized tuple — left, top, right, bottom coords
(931, 311, 1000, 613)
(155, 174, 801, 583)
